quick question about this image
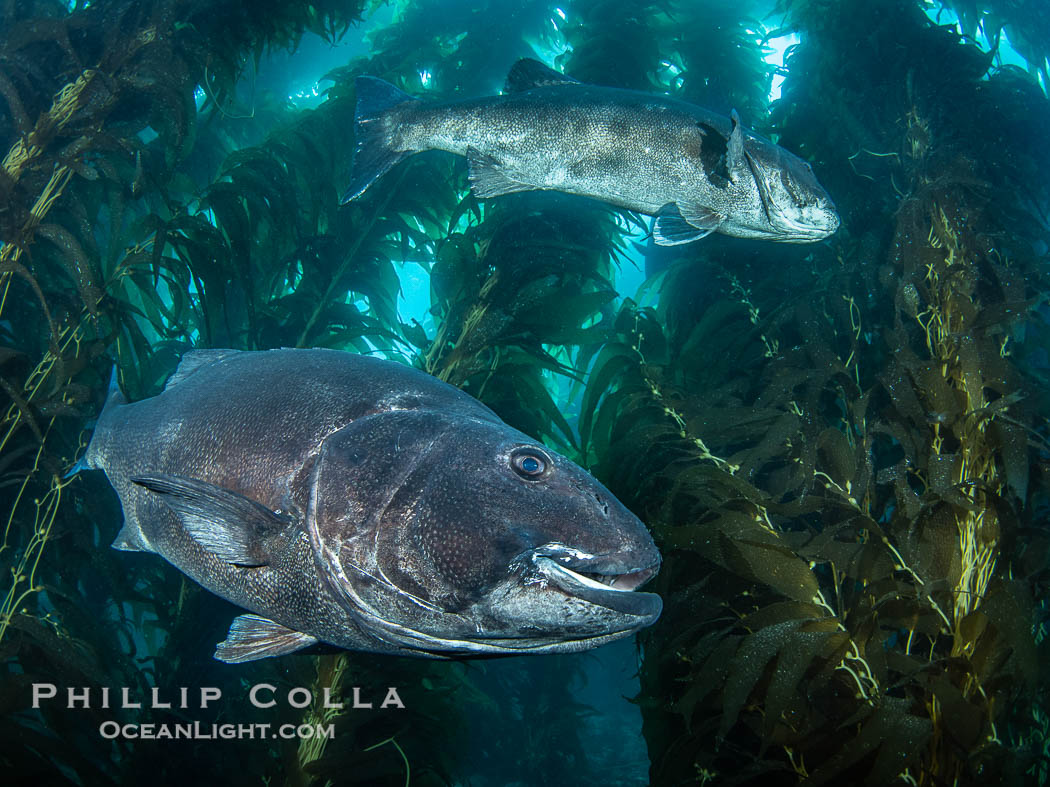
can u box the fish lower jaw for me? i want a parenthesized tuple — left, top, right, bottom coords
(533, 556, 660, 600)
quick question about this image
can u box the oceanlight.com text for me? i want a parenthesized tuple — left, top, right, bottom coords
(98, 721, 335, 741)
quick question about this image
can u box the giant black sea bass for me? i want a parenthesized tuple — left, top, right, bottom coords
(342, 58, 840, 245)
(81, 349, 662, 663)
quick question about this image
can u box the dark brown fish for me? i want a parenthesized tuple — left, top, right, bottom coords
(82, 348, 661, 662)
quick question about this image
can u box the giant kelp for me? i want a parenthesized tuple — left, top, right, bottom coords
(582, 0, 1050, 784)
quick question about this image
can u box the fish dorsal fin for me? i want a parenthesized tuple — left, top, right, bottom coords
(215, 614, 318, 663)
(131, 473, 291, 566)
(165, 349, 241, 390)
(504, 58, 580, 93)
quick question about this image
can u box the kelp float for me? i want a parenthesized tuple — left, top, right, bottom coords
(1, 0, 1049, 785)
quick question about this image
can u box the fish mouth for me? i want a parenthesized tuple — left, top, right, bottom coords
(765, 215, 838, 242)
(770, 228, 836, 242)
(527, 544, 662, 619)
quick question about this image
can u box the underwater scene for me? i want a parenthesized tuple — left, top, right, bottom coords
(3, 0, 1050, 784)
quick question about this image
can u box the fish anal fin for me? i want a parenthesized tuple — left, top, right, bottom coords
(466, 148, 537, 199)
(504, 58, 581, 92)
(652, 203, 719, 246)
(215, 614, 318, 663)
(131, 473, 289, 566)
(111, 523, 152, 553)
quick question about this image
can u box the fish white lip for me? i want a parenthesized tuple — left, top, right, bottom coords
(541, 559, 656, 592)
(532, 555, 662, 619)
(527, 543, 660, 589)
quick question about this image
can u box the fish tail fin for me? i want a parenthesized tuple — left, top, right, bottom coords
(82, 365, 127, 471)
(340, 77, 419, 204)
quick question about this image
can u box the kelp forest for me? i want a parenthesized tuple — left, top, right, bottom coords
(2, 0, 1050, 784)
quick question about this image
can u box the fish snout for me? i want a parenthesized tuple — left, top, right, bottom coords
(774, 199, 840, 242)
(814, 200, 841, 235)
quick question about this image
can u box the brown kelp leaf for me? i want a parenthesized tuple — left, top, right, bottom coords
(880, 357, 928, 428)
(741, 600, 827, 632)
(817, 427, 857, 485)
(989, 419, 1029, 502)
(926, 453, 977, 510)
(807, 697, 932, 786)
(889, 461, 923, 520)
(719, 619, 808, 738)
(911, 359, 958, 421)
(432, 233, 478, 303)
(660, 510, 822, 604)
(760, 621, 839, 744)
(0, 70, 31, 136)
(674, 634, 740, 727)
(721, 535, 821, 604)
(580, 342, 638, 447)
(928, 674, 983, 749)
(955, 333, 985, 409)
(970, 580, 1037, 688)
(34, 222, 101, 313)
(898, 505, 961, 587)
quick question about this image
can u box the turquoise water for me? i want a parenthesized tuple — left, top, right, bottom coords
(3, 1, 1050, 785)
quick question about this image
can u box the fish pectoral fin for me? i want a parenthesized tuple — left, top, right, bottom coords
(504, 57, 582, 92)
(652, 203, 720, 246)
(678, 203, 724, 233)
(131, 473, 289, 567)
(466, 147, 538, 199)
(214, 614, 318, 663)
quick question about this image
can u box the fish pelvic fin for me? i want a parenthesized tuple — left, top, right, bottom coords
(63, 455, 91, 479)
(111, 522, 153, 553)
(340, 76, 419, 204)
(215, 614, 318, 663)
(131, 473, 291, 567)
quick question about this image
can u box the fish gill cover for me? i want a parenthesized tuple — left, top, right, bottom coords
(0, 0, 1049, 785)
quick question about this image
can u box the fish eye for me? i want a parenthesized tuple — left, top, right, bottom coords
(510, 447, 550, 479)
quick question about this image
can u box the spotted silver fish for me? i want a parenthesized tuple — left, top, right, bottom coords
(343, 58, 839, 245)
